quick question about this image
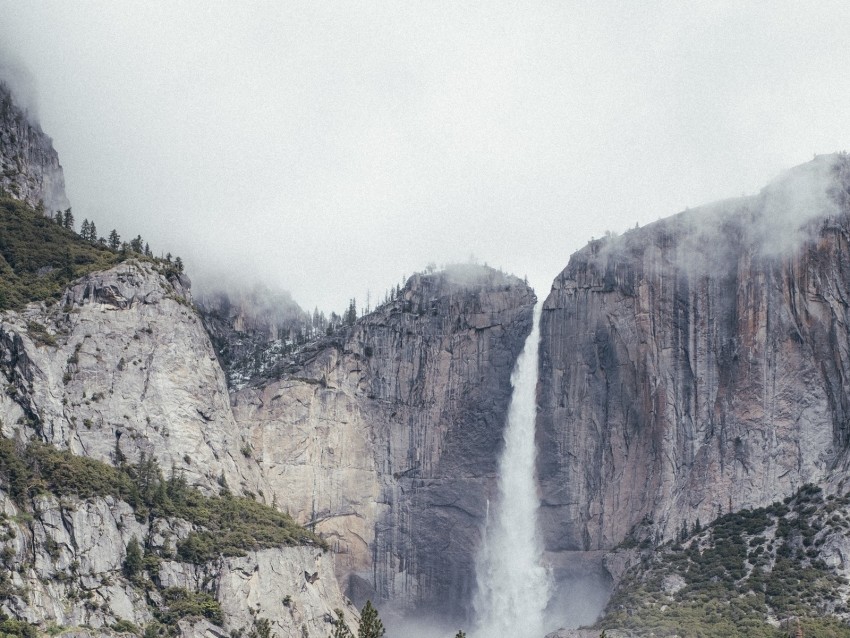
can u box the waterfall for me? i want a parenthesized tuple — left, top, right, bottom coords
(472, 301, 551, 638)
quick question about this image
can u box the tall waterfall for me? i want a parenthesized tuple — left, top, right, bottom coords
(473, 301, 551, 638)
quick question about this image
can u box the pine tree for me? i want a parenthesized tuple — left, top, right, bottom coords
(329, 609, 353, 638)
(454, 632, 467, 638)
(63, 207, 74, 230)
(54, 211, 63, 225)
(174, 256, 184, 272)
(108, 229, 121, 250)
(357, 600, 384, 638)
(80, 219, 90, 239)
(87, 220, 97, 242)
(345, 298, 357, 326)
(123, 536, 143, 578)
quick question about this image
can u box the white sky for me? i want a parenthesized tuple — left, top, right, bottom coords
(2, 1, 849, 313)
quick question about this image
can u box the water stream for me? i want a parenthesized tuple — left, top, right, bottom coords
(472, 301, 552, 637)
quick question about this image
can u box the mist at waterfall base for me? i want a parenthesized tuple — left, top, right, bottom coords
(385, 302, 609, 638)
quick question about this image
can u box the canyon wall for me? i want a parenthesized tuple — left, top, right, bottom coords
(0, 261, 258, 495)
(232, 265, 535, 618)
(0, 82, 69, 212)
(537, 154, 850, 554)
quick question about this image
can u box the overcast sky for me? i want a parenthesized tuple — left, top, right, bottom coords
(2, 2, 849, 313)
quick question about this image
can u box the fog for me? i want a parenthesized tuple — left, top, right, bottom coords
(2, 3, 850, 313)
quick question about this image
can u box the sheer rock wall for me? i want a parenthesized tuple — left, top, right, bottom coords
(537, 155, 850, 554)
(232, 266, 535, 617)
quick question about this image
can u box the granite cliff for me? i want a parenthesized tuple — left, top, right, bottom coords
(231, 266, 535, 620)
(538, 154, 850, 555)
(197, 284, 309, 390)
(0, 82, 69, 212)
(0, 261, 357, 637)
(0, 79, 538, 633)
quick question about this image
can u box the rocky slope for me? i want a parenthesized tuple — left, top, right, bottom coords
(0, 260, 256, 494)
(231, 265, 535, 619)
(590, 483, 850, 636)
(0, 468, 356, 638)
(0, 77, 539, 630)
(538, 154, 850, 560)
(197, 283, 309, 390)
(0, 82, 69, 212)
(0, 261, 357, 637)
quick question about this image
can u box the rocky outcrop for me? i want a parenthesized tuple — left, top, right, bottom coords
(232, 265, 535, 618)
(0, 260, 258, 494)
(0, 82, 69, 212)
(0, 259, 358, 636)
(197, 283, 309, 389)
(0, 488, 356, 638)
(537, 153, 850, 555)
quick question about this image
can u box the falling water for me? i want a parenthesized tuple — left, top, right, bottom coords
(473, 301, 551, 638)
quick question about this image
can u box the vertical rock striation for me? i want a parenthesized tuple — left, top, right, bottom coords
(538, 154, 850, 554)
(232, 265, 535, 618)
(0, 82, 69, 212)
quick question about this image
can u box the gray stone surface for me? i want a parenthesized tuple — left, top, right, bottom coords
(232, 265, 535, 617)
(538, 154, 850, 554)
(0, 82, 69, 211)
(0, 486, 356, 637)
(0, 260, 260, 495)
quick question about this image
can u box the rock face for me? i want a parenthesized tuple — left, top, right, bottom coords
(0, 260, 358, 637)
(0, 82, 69, 212)
(537, 154, 850, 554)
(232, 265, 535, 618)
(197, 283, 310, 389)
(0, 260, 258, 494)
(0, 488, 356, 638)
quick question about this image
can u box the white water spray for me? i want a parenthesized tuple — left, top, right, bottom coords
(473, 302, 551, 638)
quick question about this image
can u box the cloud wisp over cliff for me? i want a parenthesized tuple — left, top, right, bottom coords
(2, 3, 850, 312)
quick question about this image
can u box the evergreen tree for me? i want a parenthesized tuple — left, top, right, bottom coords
(345, 298, 357, 326)
(454, 632, 467, 638)
(144, 242, 152, 257)
(123, 536, 143, 578)
(62, 207, 74, 230)
(87, 220, 97, 242)
(54, 211, 63, 225)
(108, 229, 121, 250)
(130, 235, 144, 252)
(80, 219, 90, 239)
(329, 609, 353, 638)
(357, 600, 384, 638)
(174, 256, 184, 272)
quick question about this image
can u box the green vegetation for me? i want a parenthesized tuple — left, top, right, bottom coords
(596, 485, 850, 636)
(153, 587, 223, 627)
(0, 438, 326, 560)
(357, 600, 385, 638)
(0, 196, 118, 310)
(0, 195, 187, 312)
(330, 609, 354, 638)
(0, 613, 38, 638)
(110, 619, 140, 634)
(327, 601, 388, 638)
(0, 436, 326, 634)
